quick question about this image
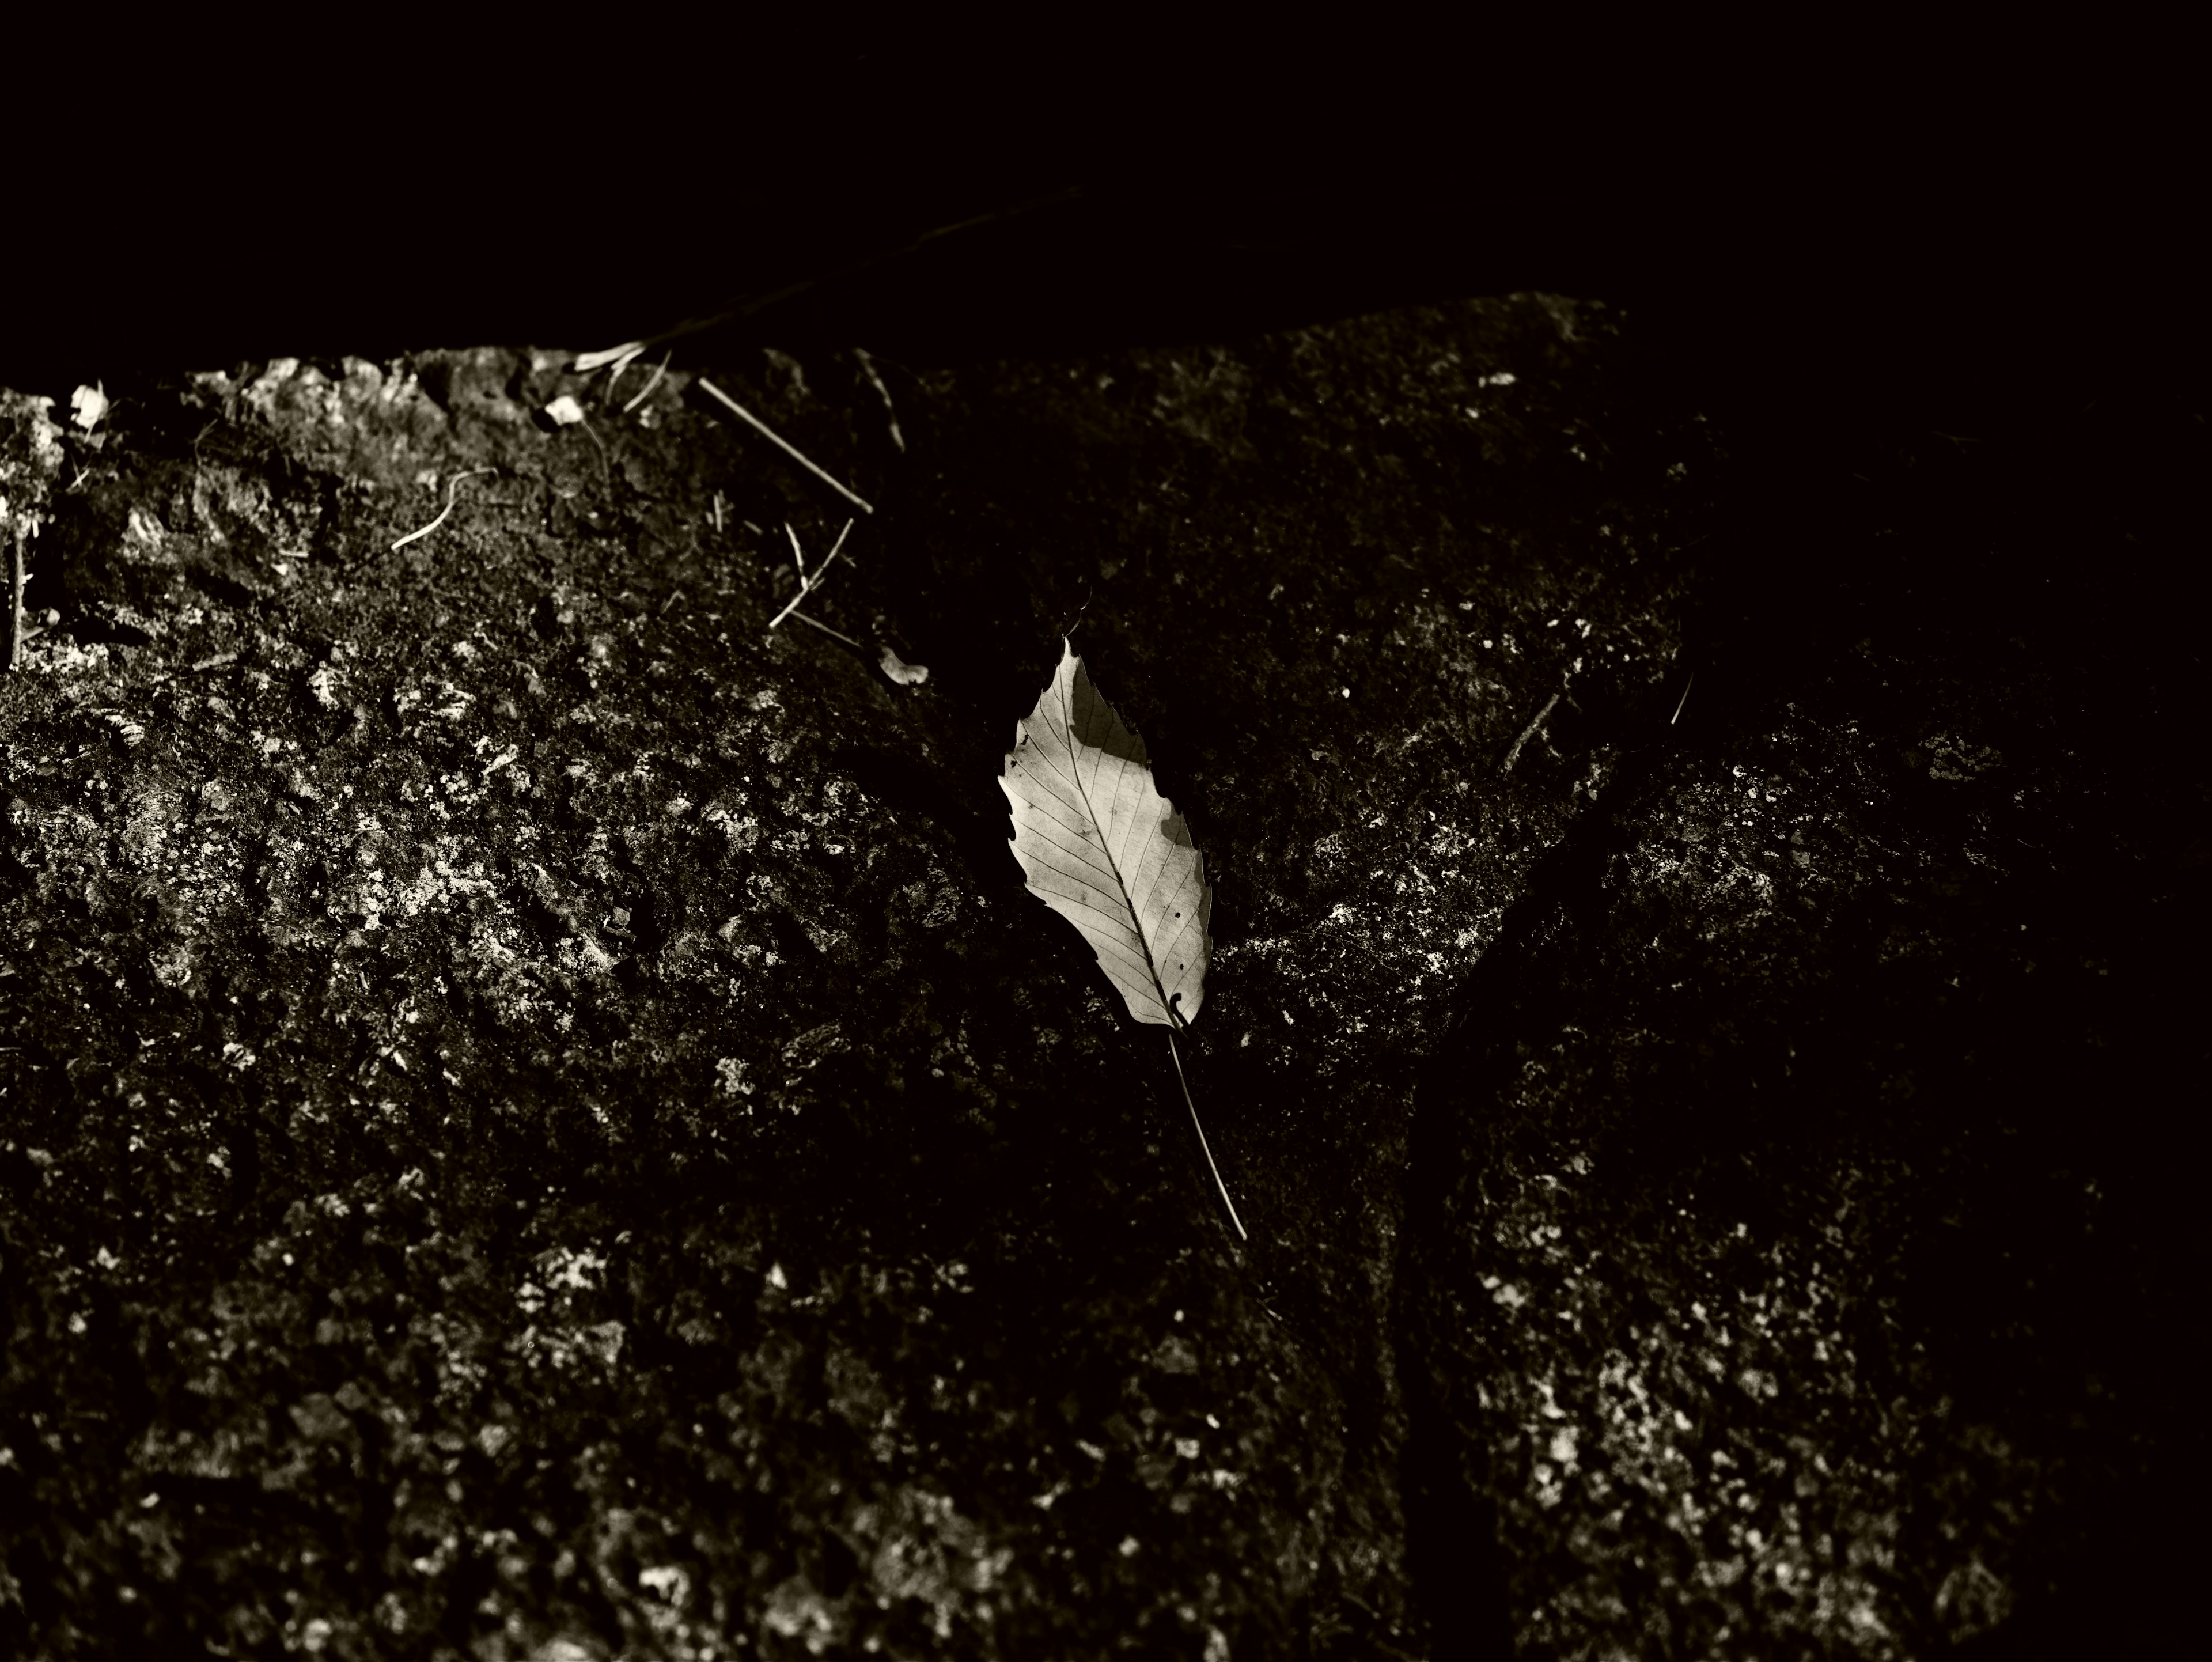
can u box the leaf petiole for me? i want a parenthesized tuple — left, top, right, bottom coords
(1168, 1002, 1248, 1243)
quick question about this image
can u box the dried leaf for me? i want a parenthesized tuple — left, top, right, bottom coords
(999, 638, 1211, 1027)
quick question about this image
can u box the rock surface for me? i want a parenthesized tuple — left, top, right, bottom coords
(0, 296, 2199, 1657)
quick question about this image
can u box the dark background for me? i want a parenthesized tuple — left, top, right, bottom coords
(12, 18, 2201, 440)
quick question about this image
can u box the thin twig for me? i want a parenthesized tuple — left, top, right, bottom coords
(622, 350, 672, 414)
(577, 414, 612, 483)
(783, 521, 808, 582)
(854, 347, 904, 452)
(5, 526, 25, 673)
(1167, 1010, 1248, 1243)
(787, 609, 861, 648)
(391, 468, 497, 552)
(768, 519, 855, 630)
(1670, 670, 1695, 726)
(1501, 688, 1563, 775)
(696, 377, 873, 514)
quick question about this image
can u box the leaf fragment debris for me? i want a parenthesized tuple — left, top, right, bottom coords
(620, 351, 673, 414)
(880, 646, 928, 686)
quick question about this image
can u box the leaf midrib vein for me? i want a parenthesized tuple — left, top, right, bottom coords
(1046, 673, 1165, 997)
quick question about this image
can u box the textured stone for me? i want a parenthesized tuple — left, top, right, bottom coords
(0, 293, 2196, 1656)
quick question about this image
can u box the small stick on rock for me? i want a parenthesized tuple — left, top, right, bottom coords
(1502, 688, 1563, 775)
(601, 346, 647, 400)
(6, 525, 26, 672)
(696, 377, 873, 514)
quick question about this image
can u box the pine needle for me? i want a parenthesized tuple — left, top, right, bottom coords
(391, 468, 497, 552)
(768, 519, 854, 630)
(622, 350, 672, 414)
(787, 609, 861, 648)
(573, 340, 646, 372)
(696, 377, 873, 514)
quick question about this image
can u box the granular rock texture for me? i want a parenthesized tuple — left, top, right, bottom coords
(0, 295, 2198, 1657)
